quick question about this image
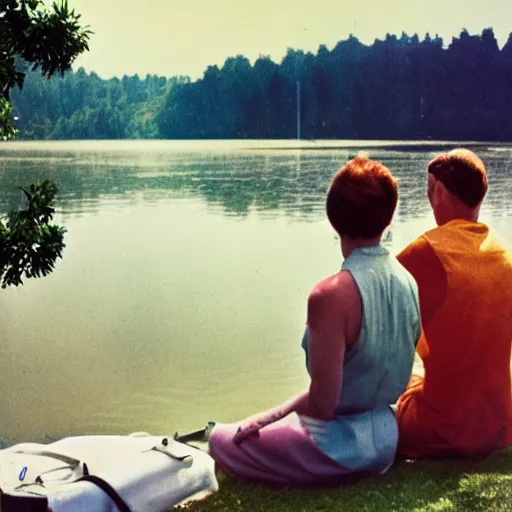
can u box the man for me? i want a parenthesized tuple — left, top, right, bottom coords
(395, 148, 512, 458)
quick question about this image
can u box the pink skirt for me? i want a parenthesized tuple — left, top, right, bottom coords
(208, 412, 359, 487)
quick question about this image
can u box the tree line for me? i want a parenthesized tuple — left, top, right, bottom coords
(11, 28, 512, 141)
(10, 67, 188, 139)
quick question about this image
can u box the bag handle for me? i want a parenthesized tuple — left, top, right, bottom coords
(8, 448, 88, 489)
(11, 449, 83, 471)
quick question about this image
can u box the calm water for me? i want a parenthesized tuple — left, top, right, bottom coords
(0, 140, 511, 446)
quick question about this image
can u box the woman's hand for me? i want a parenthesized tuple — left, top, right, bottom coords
(233, 422, 262, 445)
(232, 409, 286, 445)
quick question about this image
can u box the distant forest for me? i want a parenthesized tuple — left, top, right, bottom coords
(10, 28, 512, 141)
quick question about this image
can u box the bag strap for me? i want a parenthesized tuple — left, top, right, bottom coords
(77, 475, 132, 512)
(9, 451, 132, 511)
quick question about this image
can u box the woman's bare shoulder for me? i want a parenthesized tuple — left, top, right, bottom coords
(309, 271, 359, 307)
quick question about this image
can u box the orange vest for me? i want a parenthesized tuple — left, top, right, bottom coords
(396, 220, 512, 457)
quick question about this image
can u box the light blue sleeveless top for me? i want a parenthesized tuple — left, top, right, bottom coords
(301, 244, 420, 473)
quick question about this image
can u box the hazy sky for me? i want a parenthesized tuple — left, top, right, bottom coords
(70, 0, 512, 80)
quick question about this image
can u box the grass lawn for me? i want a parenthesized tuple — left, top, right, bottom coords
(178, 448, 512, 512)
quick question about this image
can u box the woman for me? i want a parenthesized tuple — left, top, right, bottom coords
(208, 155, 421, 486)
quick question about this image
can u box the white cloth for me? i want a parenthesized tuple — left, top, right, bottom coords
(0, 435, 218, 512)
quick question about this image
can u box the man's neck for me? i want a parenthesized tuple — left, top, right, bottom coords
(433, 192, 482, 226)
(435, 210, 480, 226)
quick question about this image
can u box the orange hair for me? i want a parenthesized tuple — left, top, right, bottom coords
(326, 156, 398, 238)
(427, 149, 488, 207)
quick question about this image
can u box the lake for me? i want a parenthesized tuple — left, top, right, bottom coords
(0, 140, 511, 446)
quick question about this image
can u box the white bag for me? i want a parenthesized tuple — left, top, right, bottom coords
(0, 433, 218, 512)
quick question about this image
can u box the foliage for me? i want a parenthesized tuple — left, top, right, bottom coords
(0, 97, 17, 139)
(0, 180, 66, 288)
(10, 27, 512, 141)
(156, 28, 512, 141)
(10, 68, 180, 139)
(0, 0, 91, 139)
(0, 0, 91, 287)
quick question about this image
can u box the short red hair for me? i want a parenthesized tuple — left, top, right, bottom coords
(427, 148, 487, 207)
(326, 156, 398, 238)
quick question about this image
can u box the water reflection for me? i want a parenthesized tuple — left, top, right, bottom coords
(2, 142, 507, 221)
(0, 141, 510, 445)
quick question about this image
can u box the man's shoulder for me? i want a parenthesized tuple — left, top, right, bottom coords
(424, 220, 491, 247)
(397, 233, 435, 263)
(396, 232, 446, 290)
(486, 229, 512, 255)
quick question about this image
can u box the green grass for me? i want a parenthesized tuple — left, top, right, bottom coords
(178, 449, 512, 512)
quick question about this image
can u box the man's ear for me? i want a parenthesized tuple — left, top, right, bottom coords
(427, 174, 436, 204)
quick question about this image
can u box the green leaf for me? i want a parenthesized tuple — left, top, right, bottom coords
(0, 179, 66, 289)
